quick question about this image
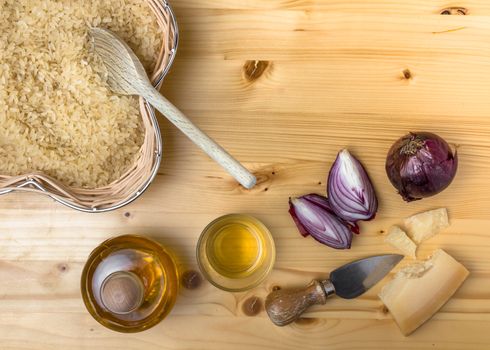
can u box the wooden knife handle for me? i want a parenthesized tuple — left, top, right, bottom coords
(265, 279, 335, 326)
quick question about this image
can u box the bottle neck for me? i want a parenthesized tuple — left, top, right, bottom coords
(100, 271, 144, 314)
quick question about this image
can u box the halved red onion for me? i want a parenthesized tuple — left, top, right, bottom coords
(300, 193, 360, 234)
(288, 194, 353, 249)
(327, 149, 378, 222)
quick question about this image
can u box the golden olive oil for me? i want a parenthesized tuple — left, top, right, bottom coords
(208, 221, 263, 278)
(197, 214, 275, 292)
(81, 235, 179, 333)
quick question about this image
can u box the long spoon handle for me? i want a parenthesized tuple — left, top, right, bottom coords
(143, 86, 256, 189)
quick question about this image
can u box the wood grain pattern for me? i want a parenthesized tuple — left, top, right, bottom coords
(1, 0, 490, 348)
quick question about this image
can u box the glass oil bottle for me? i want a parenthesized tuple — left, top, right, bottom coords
(81, 234, 179, 332)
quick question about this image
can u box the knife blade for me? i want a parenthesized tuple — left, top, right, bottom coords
(331, 254, 404, 299)
(265, 254, 403, 326)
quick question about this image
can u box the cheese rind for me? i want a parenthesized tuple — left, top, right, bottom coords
(404, 208, 449, 243)
(379, 249, 469, 336)
(384, 226, 417, 258)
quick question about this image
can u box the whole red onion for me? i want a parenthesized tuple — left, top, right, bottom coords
(385, 132, 458, 202)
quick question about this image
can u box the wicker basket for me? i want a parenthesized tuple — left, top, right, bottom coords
(0, 0, 179, 212)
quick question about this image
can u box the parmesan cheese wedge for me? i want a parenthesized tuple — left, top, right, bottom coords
(404, 208, 449, 243)
(384, 226, 417, 258)
(379, 249, 469, 336)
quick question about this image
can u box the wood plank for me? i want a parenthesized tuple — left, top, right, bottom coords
(0, 261, 489, 350)
(172, 0, 490, 15)
(1, 1, 490, 348)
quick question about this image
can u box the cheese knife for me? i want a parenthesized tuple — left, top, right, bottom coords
(265, 254, 403, 326)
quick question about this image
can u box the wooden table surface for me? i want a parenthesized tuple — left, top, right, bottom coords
(2, 0, 490, 349)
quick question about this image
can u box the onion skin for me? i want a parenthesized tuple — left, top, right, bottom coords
(327, 150, 378, 222)
(288, 194, 353, 249)
(386, 132, 458, 202)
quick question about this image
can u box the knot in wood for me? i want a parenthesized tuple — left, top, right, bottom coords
(181, 270, 203, 290)
(243, 60, 271, 82)
(440, 7, 468, 15)
(242, 296, 262, 316)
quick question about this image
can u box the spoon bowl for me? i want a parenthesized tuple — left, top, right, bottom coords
(90, 28, 151, 96)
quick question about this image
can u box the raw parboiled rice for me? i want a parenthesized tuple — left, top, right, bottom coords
(0, 0, 162, 188)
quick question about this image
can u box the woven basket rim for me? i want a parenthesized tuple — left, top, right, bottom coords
(0, 0, 179, 212)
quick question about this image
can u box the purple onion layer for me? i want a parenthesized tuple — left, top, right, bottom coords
(327, 149, 378, 222)
(288, 194, 353, 249)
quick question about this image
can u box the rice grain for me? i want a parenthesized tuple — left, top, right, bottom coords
(0, 0, 162, 188)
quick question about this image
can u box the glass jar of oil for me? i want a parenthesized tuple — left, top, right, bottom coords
(81, 234, 179, 333)
(197, 214, 275, 292)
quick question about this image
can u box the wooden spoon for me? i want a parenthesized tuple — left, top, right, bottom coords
(89, 28, 256, 189)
